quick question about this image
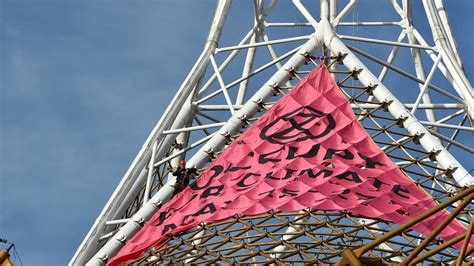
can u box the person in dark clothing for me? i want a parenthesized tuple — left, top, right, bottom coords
(172, 159, 196, 196)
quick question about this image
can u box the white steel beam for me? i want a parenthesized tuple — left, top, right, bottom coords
(412, 28, 463, 98)
(332, 0, 357, 26)
(143, 141, 157, 204)
(236, 0, 264, 105)
(357, 103, 464, 110)
(265, 21, 401, 27)
(262, 33, 284, 70)
(436, 109, 465, 124)
(423, 0, 474, 120)
(433, 0, 463, 67)
(338, 21, 400, 26)
(363, 30, 406, 106)
(215, 35, 310, 53)
(429, 129, 474, 154)
(390, 0, 405, 18)
(98, 231, 117, 242)
(105, 219, 131, 226)
(410, 54, 442, 115)
(209, 55, 236, 115)
(420, 121, 474, 132)
(403, 0, 437, 125)
(292, 0, 319, 29)
(338, 34, 436, 50)
(235, 32, 259, 105)
(379, 31, 405, 83)
(163, 122, 226, 135)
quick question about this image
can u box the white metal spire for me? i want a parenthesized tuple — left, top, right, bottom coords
(71, 1, 474, 265)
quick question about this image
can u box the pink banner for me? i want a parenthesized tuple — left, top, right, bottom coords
(108, 64, 467, 265)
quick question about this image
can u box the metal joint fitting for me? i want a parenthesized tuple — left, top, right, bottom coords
(219, 130, 232, 144)
(300, 51, 313, 65)
(396, 112, 409, 127)
(133, 217, 145, 227)
(99, 254, 108, 262)
(336, 52, 348, 64)
(204, 147, 216, 160)
(382, 98, 394, 112)
(151, 200, 162, 209)
(116, 234, 127, 245)
(445, 165, 458, 179)
(399, 20, 406, 29)
(366, 82, 378, 96)
(285, 66, 297, 80)
(269, 82, 282, 96)
(428, 148, 441, 161)
(350, 66, 362, 80)
(252, 98, 267, 112)
(413, 131, 425, 145)
(238, 114, 250, 127)
(172, 141, 184, 150)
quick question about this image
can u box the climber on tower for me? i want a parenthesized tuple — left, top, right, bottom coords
(172, 159, 196, 196)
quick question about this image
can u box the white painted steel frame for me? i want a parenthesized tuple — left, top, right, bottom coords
(338, 34, 436, 50)
(216, 35, 310, 53)
(72, 0, 474, 265)
(86, 33, 324, 266)
(70, 1, 232, 265)
(423, 0, 474, 120)
(322, 22, 472, 187)
(273, 0, 472, 258)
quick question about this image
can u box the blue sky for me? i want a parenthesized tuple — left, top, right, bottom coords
(0, 1, 472, 265)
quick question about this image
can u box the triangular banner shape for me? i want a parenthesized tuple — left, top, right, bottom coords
(109, 64, 467, 265)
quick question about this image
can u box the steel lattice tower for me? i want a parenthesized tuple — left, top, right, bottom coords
(71, 1, 473, 265)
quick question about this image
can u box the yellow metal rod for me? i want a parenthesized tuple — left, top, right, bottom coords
(354, 186, 474, 257)
(456, 218, 474, 266)
(409, 232, 466, 265)
(401, 194, 473, 264)
(334, 249, 362, 266)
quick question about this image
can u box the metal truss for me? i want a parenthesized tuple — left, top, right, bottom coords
(335, 187, 473, 265)
(70, 0, 474, 265)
